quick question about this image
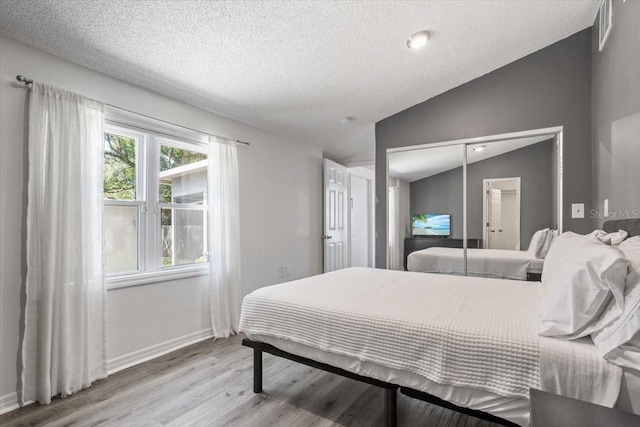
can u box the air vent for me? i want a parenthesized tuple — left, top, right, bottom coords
(598, 0, 612, 52)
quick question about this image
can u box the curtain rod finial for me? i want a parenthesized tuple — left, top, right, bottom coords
(16, 75, 33, 86)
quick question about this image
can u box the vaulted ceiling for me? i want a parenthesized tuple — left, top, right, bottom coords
(0, 1, 599, 162)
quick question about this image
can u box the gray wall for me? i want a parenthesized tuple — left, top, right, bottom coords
(592, 0, 640, 227)
(410, 140, 554, 246)
(375, 29, 592, 267)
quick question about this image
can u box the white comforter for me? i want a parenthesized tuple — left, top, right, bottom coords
(407, 247, 543, 280)
(240, 268, 620, 405)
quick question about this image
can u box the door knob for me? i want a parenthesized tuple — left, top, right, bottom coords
(322, 235, 333, 240)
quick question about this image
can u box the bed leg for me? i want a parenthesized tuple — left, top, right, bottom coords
(253, 348, 263, 393)
(385, 387, 397, 427)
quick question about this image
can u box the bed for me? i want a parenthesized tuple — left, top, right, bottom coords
(239, 219, 640, 426)
(407, 247, 544, 281)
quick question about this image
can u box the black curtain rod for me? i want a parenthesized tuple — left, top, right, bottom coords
(15, 75, 251, 147)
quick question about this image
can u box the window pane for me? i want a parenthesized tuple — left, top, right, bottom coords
(105, 205, 139, 273)
(104, 132, 137, 200)
(161, 208, 207, 267)
(159, 145, 207, 203)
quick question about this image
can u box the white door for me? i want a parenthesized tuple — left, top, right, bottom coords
(487, 187, 503, 249)
(323, 159, 349, 272)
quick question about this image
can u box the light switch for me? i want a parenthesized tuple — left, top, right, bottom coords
(604, 199, 609, 217)
(572, 203, 585, 219)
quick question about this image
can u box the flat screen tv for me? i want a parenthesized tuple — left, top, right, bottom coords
(411, 214, 451, 237)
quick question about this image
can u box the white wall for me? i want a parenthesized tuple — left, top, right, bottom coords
(0, 36, 323, 409)
(350, 175, 370, 267)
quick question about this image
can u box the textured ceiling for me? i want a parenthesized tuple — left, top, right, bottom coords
(0, 1, 598, 162)
(389, 135, 553, 182)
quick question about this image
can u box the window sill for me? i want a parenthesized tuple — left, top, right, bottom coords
(107, 265, 209, 290)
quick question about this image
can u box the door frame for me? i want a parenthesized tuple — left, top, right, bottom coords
(347, 164, 375, 267)
(482, 177, 521, 250)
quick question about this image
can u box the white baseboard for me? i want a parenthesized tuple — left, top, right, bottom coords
(0, 392, 33, 416)
(0, 329, 212, 416)
(107, 328, 213, 374)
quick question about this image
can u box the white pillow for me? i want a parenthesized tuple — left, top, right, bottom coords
(590, 268, 640, 370)
(607, 230, 629, 246)
(619, 235, 640, 269)
(589, 229, 629, 245)
(538, 229, 557, 258)
(539, 232, 629, 338)
(588, 229, 607, 239)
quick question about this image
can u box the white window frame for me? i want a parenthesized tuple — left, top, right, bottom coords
(104, 122, 210, 290)
(598, 0, 613, 52)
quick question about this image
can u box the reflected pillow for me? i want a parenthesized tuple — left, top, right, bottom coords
(528, 228, 551, 258)
(539, 232, 628, 338)
(619, 236, 640, 270)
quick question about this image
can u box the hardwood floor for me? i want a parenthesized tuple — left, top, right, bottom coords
(0, 334, 502, 426)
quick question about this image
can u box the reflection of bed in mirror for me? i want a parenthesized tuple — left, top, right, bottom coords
(407, 247, 544, 281)
(407, 228, 556, 281)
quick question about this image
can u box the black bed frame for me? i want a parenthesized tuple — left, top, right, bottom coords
(242, 339, 518, 427)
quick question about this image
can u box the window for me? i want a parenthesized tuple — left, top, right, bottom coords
(598, 0, 612, 52)
(103, 122, 209, 283)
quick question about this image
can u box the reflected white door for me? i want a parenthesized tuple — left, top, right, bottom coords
(323, 159, 349, 272)
(484, 178, 521, 250)
(488, 187, 503, 248)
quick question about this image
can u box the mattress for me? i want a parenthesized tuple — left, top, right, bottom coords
(240, 268, 623, 426)
(407, 247, 544, 280)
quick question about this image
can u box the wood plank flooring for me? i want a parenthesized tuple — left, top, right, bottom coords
(0, 334, 502, 426)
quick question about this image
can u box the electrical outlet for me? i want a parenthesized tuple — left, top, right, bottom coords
(572, 203, 585, 219)
(286, 265, 292, 276)
(278, 266, 285, 277)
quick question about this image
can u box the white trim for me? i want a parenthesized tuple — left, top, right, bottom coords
(107, 328, 213, 374)
(106, 106, 209, 147)
(462, 145, 468, 275)
(482, 177, 522, 250)
(598, 0, 613, 52)
(0, 392, 34, 416)
(345, 160, 374, 168)
(0, 328, 214, 416)
(385, 126, 563, 154)
(107, 264, 208, 290)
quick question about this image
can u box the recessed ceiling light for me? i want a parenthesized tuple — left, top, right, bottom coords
(340, 117, 353, 125)
(407, 31, 430, 49)
(473, 145, 486, 152)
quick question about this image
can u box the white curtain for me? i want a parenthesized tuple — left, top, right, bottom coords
(22, 83, 107, 405)
(388, 186, 401, 270)
(208, 136, 242, 339)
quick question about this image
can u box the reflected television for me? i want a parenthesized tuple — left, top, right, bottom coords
(411, 214, 451, 237)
